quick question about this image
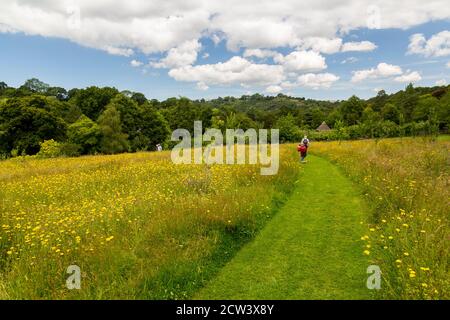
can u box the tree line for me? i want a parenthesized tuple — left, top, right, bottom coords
(0, 78, 448, 158)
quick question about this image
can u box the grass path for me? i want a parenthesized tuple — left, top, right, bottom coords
(195, 155, 372, 300)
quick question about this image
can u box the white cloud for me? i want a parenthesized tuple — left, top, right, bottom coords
(1, 1, 449, 92)
(298, 38, 343, 54)
(296, 38, 376, 54)
(274, 50, 327, 73)
(130, 59, 143, 67)
(394, 71, 422, 83)
(351, 63, 403, 82)
(408, 31, 450, 57)
(435, 79, 447, 86)
(150, 39, 201, 68)
(168, 56, 285, 88)
(196, 82, 209, 90)
(243, 49, 281, 59)
(104, 46, 134, 57)
(341, 41, 377, 52)
(202, 53, 209, 59)
(447, 61, 450, 68)
(265, 85, 283, 94)
(0, 1, 449, 57)
(297, 73, 340, 89)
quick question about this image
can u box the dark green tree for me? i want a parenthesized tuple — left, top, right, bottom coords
(134, 103, 170, 150)
(381, 103, 401, 124)
(340, 95, 365, 125)
(97, 105, 129, 154)
(69, 86, 119, 120)
(131, 92, 147, 105)
(0, 98, 66, 155)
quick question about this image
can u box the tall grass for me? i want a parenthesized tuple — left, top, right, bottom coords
(312, 137, 449, 299)
(0, 146, 300, 299)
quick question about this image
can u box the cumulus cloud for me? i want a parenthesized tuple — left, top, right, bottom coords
(295, 38, 376, 54)
(168, 56, 285, 88)
(274, 50, 327, 73)
(265, 85, 283, 94)
(243, 49, 281, 59)
(435, 79, 447, 86)
(297, 38, 343, 54)
(0, 1, 449, 57)
(150, 39, 201, 68)
(0, 1, 210, 55)
(196, 82, 209, 90)
(394, 71, 422, 83)
(105, 46, 134, 57)
(351, 63, 403, 82)
(0, 1, 448, 91)
(130, 59, 143, 67)
(341, 41, 377, 52)
(408, 31, 450, 57)
(296, 73, 340, 89)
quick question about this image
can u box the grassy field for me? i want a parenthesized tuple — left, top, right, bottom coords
(312, 137, 449, 299)
(196, 155, 371, 299)
(0, 137, 448, 300)
(0, 146, 300, 299)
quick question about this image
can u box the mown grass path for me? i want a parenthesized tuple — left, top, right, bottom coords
(196, 155, 372, 299)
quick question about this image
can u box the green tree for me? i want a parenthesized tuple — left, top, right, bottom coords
(372, 90, 388, 112)
(161, 97, 201, 133)
(97, 106, 129, 154)
(0, 81, 8, 93)
(412, 95, 439, 122)
(104, 94, 142, 150)
(134, 103, 170, 150)
(22, 78, 50, 93)
(131, 92, 147, 105)
(340, 95, 365, 125)
(399, 83, 419, 121)
(46, 87, 68, 100)
(0, 98, 66, 155)
(381, 103, 401, 124)
(437, 91, 450, 130)
(274, 114, 301, 143)
(362, 106, 381, 138)
(310, 108, 325, 129)
(67, 115, 101, 154)
(69, 86, 119, 120)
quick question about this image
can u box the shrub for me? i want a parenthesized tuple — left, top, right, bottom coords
(37, 139, 63, 158)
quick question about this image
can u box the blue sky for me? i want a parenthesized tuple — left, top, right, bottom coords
(0, 1, 449, 101)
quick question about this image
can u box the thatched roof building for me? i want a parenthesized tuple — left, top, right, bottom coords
(316, 121, 331, 131)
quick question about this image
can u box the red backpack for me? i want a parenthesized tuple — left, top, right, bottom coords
(297, 145, 306, 153)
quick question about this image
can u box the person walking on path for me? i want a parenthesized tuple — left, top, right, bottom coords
(302, 135, 310, 149)
(297, 142, 308, 163)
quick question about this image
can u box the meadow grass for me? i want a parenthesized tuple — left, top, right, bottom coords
(1, 137, 448, 300)
(312, 136, 449, 299)
(0, 146, 300, 299)
(196, 155, 372, 299)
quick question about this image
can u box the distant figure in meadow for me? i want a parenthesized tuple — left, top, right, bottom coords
(297, 142, 308, 163)
(302, 135, 310, 148)
(156, 143, 163, 152)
